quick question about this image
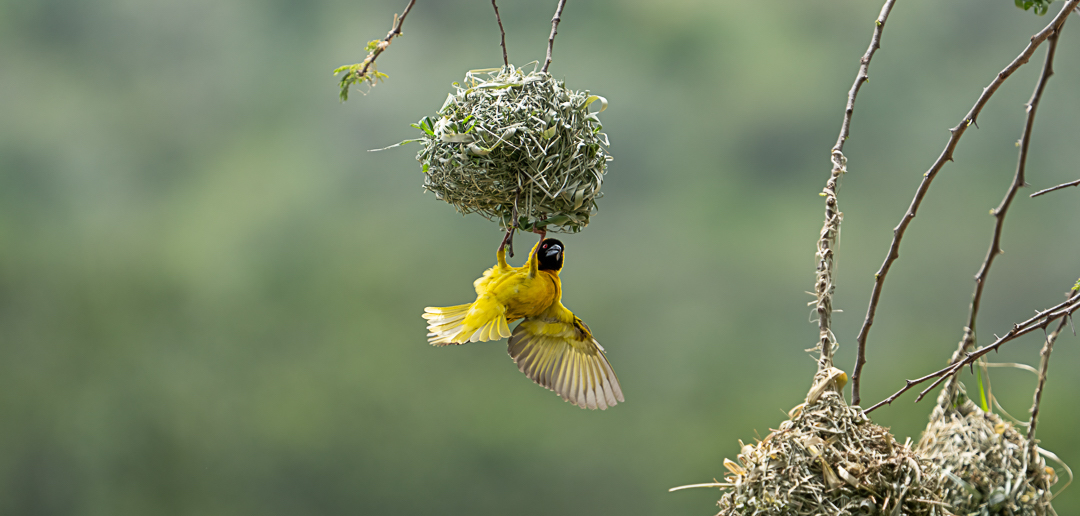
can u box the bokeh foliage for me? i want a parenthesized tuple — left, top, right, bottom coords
(1, 0, 1078, 515)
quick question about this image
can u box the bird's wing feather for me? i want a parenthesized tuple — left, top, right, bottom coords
(423, 299, 512, 345)
(423, 303, 472, 345)
(508, 306, 623, 410)
(422, 240, 547, 346)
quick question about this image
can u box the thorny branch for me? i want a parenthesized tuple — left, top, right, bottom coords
(834, 0, 898, 154)
(1030, 177, 1080, 197)
(852, 0, 1079, 405)
(334, 0, 417, 101)
(838, 0, 899, 406)
(865, 292, 1080, 413)
(1027, 292, 1075, 458)
(937, 18, 1066, 411)
(542, 0, 567, 74)
(491, 0, 509, 68)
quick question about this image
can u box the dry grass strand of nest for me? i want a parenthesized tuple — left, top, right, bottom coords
(412, 64, 611, 233)
(918, 399, 1058, 515)
(714, 392, 945, 516)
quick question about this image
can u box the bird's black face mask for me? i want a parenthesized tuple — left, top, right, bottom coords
(537, 239, 564, 271)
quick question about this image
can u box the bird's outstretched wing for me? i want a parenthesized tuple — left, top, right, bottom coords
(508, 305, 624, 410)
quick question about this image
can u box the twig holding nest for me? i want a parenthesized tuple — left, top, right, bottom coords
(491, 0, 509, 68)
(818, 0, 898, 405)
(543, 0, 568, 74)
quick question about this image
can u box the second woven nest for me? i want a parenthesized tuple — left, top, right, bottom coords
(918, 399, 1058, 515)
(717, 391, 945, 516)
(413, 65, 611, 233)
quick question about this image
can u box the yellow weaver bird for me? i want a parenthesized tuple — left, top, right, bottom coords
(423, 237, 624, 410)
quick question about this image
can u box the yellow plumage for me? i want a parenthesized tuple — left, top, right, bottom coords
(423, 240, 556, 345)
(423, 238, 624, 410)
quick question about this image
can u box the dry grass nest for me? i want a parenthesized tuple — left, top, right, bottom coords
(918, 399, 1060, 515)
(716, 391, 945, 516)
(411, 65, 611, 233)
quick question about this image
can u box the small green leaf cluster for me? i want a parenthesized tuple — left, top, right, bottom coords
(333, 40, 389, 101)
(1014, 0, 1052, 15)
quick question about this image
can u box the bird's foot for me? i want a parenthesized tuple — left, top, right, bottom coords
(499, 227, 516, 258)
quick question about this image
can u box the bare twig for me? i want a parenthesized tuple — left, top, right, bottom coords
(1027, 293, 1074, 455)
(852, 0, 1079, 400)
(1030, 177, 1080, 197)
(334, 0, 417, 101)
(839, 0, 899, 406)
(542, 0, 567, 74)
(834, 0, 898, 155)
(936, 18, 1065, 411)
(865, 293, 1080, 413)
(491, 0, 509, 68)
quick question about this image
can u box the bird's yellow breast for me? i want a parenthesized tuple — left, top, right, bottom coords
(476, 266, 560, 322)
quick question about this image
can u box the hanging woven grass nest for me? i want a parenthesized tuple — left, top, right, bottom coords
(714, 391, 946, 516)
(412, 65, 610, 233)
(917, 397, 1059, 515)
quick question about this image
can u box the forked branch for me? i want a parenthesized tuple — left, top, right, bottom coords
(852, 0, 1079, 405)
(937, 17, 1065, 410)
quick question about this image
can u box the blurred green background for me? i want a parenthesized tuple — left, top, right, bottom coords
(2, 0, 1079, 514)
